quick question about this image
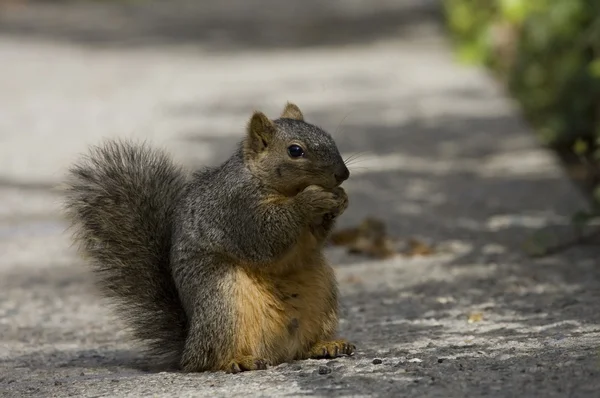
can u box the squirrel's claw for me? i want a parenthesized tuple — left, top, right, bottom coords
(307, 339, 356, 359)
(226, 356, 271, 374)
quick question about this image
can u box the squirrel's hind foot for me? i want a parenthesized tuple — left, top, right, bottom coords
(226, 356, 271, 374)
(305, 339, 356, 359)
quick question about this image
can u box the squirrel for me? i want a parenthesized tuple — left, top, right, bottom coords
(63, 102, 356, 373)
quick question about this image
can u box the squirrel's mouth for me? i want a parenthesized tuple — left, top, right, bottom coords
(332, 176, 346, 188)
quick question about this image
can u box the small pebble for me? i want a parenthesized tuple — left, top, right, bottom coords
(318, 365, 332, 375)
(372, 358, 383, 365)
(437, 358, 445, 363)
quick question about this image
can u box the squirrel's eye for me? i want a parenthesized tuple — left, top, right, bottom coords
(287, 144, 305, 158)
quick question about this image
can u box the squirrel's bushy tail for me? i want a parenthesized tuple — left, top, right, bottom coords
(63, 140, 187, 366)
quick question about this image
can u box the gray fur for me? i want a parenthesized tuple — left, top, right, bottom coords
(63, 140, 188, 367)
(274, 118, 344, 167)
(63, 111, 349, 372)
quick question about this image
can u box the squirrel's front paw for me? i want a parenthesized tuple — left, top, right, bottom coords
(299, 185, 348, 216)
(226, 356, 271, 374)
(328, 187, 348, 217)
(306, 339, 356, 359)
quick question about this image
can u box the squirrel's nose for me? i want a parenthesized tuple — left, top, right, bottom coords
(334, 165, 350, 184)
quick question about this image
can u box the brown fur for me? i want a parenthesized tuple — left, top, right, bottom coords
(222, 226, 340, 371)
(281, 102, 305, 121)
(259, 193, 294, 206)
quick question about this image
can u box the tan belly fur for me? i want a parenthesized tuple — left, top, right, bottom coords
(230, 253, 338, 365)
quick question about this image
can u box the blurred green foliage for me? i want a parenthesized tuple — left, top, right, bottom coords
(444, 0, 600, 220)
(444, 0, 599, 147)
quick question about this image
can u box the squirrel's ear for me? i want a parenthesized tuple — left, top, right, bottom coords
(280, 102, 304, 121)
(246, 111, 275, 153)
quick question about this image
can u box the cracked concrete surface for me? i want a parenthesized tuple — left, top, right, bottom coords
(1, 1, 599, 397)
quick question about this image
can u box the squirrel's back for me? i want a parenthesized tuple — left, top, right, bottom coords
(63, 140, 188, 366)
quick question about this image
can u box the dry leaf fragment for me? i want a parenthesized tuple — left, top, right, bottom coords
(343, 274, 363, 284)
(329, 227, 360, 246)
(467, 312, 483, 323)
(403, 238, 435, 257)
(330, 217, 439, 260)
(329, 217, 397, 259)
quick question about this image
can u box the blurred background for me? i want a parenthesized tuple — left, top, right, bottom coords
(0, 0, 597, 228)
(445, 0, 600, 225)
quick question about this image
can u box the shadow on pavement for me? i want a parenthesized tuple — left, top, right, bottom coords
(0, 0, 442, 50)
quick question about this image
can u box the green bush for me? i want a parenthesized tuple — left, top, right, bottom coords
(444, 0, 600, 209)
